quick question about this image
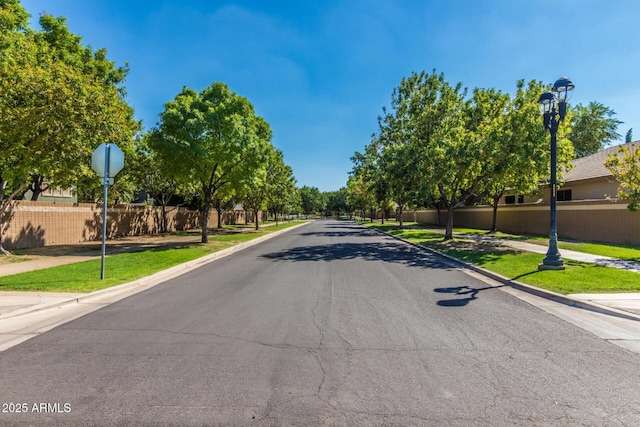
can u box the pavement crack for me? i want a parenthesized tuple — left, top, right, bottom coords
(308, 349, 326, 396)
(65, 326, 318, 351)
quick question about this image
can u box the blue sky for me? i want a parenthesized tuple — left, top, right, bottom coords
(19, 0, 640, 192)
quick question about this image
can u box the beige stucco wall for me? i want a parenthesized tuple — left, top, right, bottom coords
(560, 178, 620, 201)
(500, 177, 621, 205)
(1, 201, 265, 250)
(402, 200, 640, 245)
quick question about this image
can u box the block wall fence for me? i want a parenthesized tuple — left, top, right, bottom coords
(5, 200, 639, 249)
(1, 201, 267, 250)
(399, 200, 640, 246)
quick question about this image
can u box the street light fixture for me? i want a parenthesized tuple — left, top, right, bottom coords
(537, 77, 574, 270)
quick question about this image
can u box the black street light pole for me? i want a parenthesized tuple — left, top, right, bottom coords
(537, 77, 574, 271)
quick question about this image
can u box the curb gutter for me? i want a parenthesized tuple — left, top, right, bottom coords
(0, 221, 311, 320)
(372, 226, 640, 323)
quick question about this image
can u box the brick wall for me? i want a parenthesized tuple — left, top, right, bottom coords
(401, 200, 640, 246)
(1, 201, 265, 250)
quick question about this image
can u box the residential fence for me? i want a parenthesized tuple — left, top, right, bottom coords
(5, 200, 638, 250)
(400, 200, 640, 246)
(1, 201, 265, 250)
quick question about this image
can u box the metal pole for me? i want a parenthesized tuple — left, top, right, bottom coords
(540, 113, 565, 270)
(100, 144, 111, 279)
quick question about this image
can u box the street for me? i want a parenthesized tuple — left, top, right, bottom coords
(1, 219, 640, 425)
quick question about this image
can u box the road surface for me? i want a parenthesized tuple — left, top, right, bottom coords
(1, 219, 640, 425)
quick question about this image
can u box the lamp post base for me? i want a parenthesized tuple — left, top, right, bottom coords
(538, 260, 566, 271)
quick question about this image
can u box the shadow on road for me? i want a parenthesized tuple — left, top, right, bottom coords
(261, 241, 446, 270)
(299, 229, 380, 238)
(434, 284, 505, 307)
(323, 223, 370, 230)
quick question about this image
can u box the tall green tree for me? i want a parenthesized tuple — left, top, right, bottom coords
(149, 82, 271, 243)
(569, 101, 622, 158)
(351, 145, 378, 222)
(0, 0, 27, 31)
(26, 12, 135, 201)
(346, 174, 375, 220)
(243, 159, 269, 230)
(289, 188, 303, 218)
(129, 134, 197, 233)
(376, 135, 415, 227)
(325, 187, 349, 217)
(242, 146, 295, 229)
(265, 148, 296, 224)
(385, 70, 472, 238)
(605, 143, 640, 212)
(0, 1, 136, 253)
(477, 80, 574, 233)
(299, 185, 323, 216)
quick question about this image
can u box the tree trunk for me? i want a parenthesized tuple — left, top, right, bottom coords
(0, 227, 10, 255)
(490, 204, 498, 234)
(254, 209, 259, 230)
(444, 204, 455, 240)
(29, 175, 48, 201)
(201, 192, 211, 243)
(216, 207, 223, 229)
(381, 208, 385, 224)
(161, 204, 168, 233)
(398, 204, 404, 229)
(489, 194, 501, 234)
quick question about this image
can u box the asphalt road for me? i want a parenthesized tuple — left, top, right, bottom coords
(2, 219, 640, 426)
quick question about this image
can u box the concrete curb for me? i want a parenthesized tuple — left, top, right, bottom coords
(0, 221, 311, 320)
(371, 226, 640, 323)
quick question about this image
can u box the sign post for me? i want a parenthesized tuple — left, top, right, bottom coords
(91, 143, 124, 279)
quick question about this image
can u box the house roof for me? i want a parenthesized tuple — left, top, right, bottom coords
(564, 141, 639, 183)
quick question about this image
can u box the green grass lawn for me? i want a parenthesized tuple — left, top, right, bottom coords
(0, 246, 215, 293)
(439, 225, 640, 261)
(0, 221, 305, 293)
(366, 222, 640, 295)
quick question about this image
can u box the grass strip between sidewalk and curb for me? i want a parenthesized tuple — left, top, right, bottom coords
(438, 226, 640, 262)
(364, 222, 640, 295)
(0, 221, 307, 293)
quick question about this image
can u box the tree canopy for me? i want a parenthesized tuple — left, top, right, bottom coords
(351, 71, 576, 239)
(0, 0, 137, 253)
(605, 144, 640, 212)
(569, 102, 622, 158)
(148, 82, 272, 242)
